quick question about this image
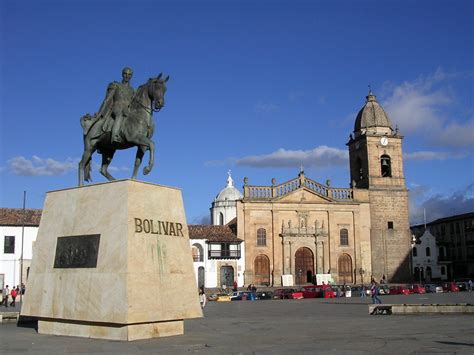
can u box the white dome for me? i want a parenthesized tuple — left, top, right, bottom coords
(215, 171, 243, 201)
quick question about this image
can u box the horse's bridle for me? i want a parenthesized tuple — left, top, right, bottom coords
(129, 81, 163, 114)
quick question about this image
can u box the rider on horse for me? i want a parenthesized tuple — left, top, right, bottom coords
(96, 67, 135, 144)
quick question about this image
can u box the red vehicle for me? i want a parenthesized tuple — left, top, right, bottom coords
(389, 285, 411, 295)
(410, 284, 426, 294)
(273, 288, 304, 299)
(301, 285, 336, 298)
(442, 282, 460, 292)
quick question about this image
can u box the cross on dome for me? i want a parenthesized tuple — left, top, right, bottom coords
(227, 170, 234, 187)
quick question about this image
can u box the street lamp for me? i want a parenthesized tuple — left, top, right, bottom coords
(359, 268, 365, 284)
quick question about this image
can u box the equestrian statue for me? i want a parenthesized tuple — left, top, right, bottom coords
(78, 67, 169, 186)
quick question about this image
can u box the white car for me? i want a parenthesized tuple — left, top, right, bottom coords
(425, 284, 443, 293)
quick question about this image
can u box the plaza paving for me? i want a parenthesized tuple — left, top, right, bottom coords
(0, 292, 473, 354)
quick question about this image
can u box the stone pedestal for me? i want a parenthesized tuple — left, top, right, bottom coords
(21, 180, 202, 341)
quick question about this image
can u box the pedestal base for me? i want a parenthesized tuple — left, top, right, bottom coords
(38, 319, 184, 341)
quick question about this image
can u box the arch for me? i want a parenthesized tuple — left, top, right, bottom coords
(257, 228, 266, 246)
(426, 247, 431, 257)
(220, 266, 234, 288)
(295, 247, 314, 285)
(254, 254, 270, 286)
(219, 212, 224, 225)
(192, 243, 203, 262)
(198, 266, 205, 289)
(340, 228, 349, 246)
(380, 155, 392, 177)
(338, 253, 353, 284)
(426, 266, 432, 281)
(412, 247, 417, 257)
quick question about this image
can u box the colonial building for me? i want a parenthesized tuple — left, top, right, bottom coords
(237, 91, 411, 286)
(0, 208, 41, 289)
(411, 212, 474, 280)
(411, 229, 448, 282)
(188, 224, 244, 289)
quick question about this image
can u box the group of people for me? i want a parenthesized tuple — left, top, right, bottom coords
(246, 284, 257, 292)
(1, 284, 23, 307)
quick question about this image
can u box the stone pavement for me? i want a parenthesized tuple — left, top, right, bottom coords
(0, 292, 473, 354)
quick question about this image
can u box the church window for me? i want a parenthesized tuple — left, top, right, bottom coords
(387, 221, 394, 229)
(192, 243, 203, 262)
(426, 247, 431, 257)
(380, 155, 392, 177)
(219, 212, 224, 225)
(412, 247, 417, 257)
(355, 157, 363, 181)
(257, 228, 266, 246)
(340, 228, 349, 246)
(441, 266, 446, 275)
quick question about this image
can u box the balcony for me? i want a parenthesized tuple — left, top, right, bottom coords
(208, 250, 241, 259)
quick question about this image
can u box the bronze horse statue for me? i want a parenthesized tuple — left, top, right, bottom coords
(78, 74, 168, 186)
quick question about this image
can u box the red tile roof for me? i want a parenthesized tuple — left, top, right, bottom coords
(188, 224, 242, 242)
(0, 208, 42, 226)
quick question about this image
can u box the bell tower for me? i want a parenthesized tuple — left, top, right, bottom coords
(347, 90, 411, 282)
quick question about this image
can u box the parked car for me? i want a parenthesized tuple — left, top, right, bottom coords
(256, 291, 273, 300)
(442, 282, 460, 292)
(378, 285, 390, 295)
(389, 285, 411, 295)
(456, 282, 469, 292)
(231, 291, 258, 301)
(301, 285, 323, 298)
(273, 288, 304, 299)
(410, 283, 426, 294)
(216, 294, 232, 302)
(425, 284, 443, 293)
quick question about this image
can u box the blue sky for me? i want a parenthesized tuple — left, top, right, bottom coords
(1, 0, 473, 225)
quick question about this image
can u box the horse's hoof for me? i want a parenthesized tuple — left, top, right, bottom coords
(143, 167, 151, 175)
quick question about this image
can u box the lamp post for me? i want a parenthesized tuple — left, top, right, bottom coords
(298, 269, 302, 288)
(359, 268, 365, 284)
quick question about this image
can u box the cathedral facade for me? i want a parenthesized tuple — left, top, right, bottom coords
(237, 92, 411, 286)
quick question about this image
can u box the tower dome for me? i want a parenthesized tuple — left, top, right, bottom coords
(354, 91, 393, 135)
(211, 171, 243, 225)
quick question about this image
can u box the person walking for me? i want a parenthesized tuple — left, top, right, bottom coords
(199, 289, 206, 309)
(371, 282, 382, 304)
(360, 284, 367, 298)
(468, 279, 472, 292)
(1, 285, 10, 307)
(10, 286, 18, 307)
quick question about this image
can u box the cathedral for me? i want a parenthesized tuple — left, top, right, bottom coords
(205, 91, 411, 287)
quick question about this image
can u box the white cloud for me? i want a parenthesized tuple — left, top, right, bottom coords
(255, 100, 279, 113)
(8, 156, 78, 176)
(382, 67, 474, 148)
(236, 146, 348, 168)
(404, 151, 450, 161)
(409, 183, 474, 225)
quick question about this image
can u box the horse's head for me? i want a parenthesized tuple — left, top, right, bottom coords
(148, 73, 169, 111)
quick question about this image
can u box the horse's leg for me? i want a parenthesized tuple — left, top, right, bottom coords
(132, 137, 154, 175)
(131, 146, 146, 180)
(99, 150, 116, 181)
(78, 142, 94, 186)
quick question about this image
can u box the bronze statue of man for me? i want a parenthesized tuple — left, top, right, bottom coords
(97, 67, 135, 143)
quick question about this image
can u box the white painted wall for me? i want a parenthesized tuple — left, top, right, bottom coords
(0, 225, 38, 288)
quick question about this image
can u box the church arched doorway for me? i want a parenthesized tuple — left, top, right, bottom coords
(254, 254, 270, 286)
(338, 254, 353, 284)
(295, 247, 314, 285)
(198, 266, 205, 289)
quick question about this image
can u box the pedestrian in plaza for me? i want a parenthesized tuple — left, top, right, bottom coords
(370, 282, 382, 304)
(468, 279, 472, 292)
(233, 280, 238, 292)
(10, 286, 18, 307)
(199, 289, 206, 309)
(1, 285, 10, 307)
(360, 284, 366, 298)
(251, 284, 257, 293)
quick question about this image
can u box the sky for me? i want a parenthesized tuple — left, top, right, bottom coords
(1, 0, 473, 225)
